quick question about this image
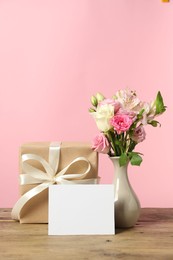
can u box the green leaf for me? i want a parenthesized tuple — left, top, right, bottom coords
(130, 153, 143, 166)
(119, 153, 128, 167)
(139, 108, 145, 116)
(155, 91, 166, 115)
(148, 120, 161, 127)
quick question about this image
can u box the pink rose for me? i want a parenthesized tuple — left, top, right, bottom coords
(92, 133, 110, 154)
(110, 114, 133, 134)
(131, 125, 146, 143)
(99, 98, 121, 113)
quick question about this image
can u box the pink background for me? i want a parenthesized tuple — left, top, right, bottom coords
(0, 0, 172, 208)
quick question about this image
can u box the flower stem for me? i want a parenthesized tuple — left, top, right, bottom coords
(107, 131, 119, 156)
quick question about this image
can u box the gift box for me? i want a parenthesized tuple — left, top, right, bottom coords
(11, 142, 99, 223)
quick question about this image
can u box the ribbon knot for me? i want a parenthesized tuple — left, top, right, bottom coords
(11, 142, 98, 221)
(53, 176, 58, 184)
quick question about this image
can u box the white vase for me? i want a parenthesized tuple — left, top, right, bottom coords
(109, 156, 141, 228)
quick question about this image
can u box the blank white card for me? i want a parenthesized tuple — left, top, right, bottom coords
(48, 184, 115, 235)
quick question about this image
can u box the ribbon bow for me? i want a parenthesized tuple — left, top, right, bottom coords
(11, 142, 98, 220)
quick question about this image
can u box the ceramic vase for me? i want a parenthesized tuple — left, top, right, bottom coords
(109, 156, 141, 228)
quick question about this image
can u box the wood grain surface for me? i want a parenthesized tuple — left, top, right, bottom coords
(0, 208, 173, 259)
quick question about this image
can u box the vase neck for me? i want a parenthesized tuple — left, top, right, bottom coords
(109, 156, 130, 189)
(109, 157, 130, 183)
(109, 156, 128, 172)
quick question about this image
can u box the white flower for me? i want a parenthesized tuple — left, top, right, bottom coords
(91, 104, 114, 132)
(134, 101, 155, 125)
(115, 89, 140, 110)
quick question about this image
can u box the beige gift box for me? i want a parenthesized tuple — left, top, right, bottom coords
(12, 142, 98, 223)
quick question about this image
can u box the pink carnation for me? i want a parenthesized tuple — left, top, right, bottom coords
(131, 125, 146, 143)
(99, 98, 121, 113)
(92, 133, 110, 154)
(110, 114, 133, 134)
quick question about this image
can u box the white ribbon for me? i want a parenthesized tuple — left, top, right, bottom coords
(11, 142, 98, 221)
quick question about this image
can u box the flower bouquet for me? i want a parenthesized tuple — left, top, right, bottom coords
(89, 89, 166, 166)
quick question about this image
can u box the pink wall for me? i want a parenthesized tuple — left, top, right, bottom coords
(0, 0, 172, 208)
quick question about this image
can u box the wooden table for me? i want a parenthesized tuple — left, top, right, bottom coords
(0, 208, 173, 259)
